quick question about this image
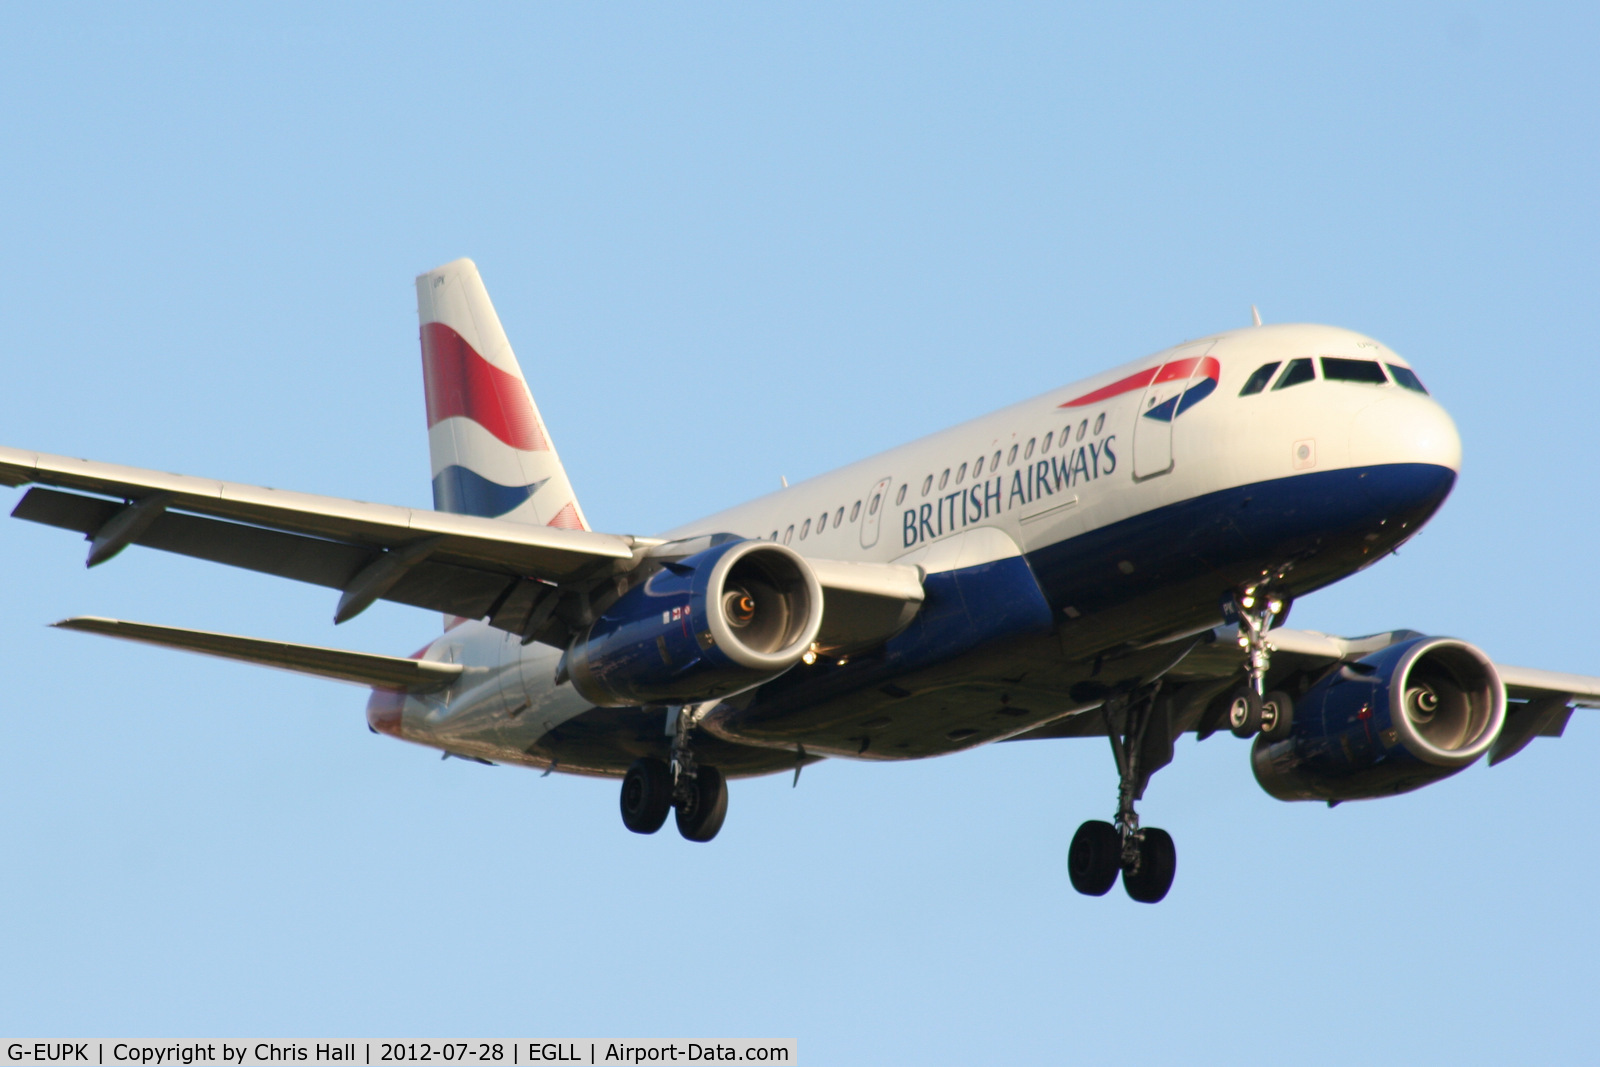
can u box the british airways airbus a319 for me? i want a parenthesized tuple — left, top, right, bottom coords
(7, 258, 1594, 903)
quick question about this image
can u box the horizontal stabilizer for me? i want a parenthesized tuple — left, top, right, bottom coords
(53, 616, 463, 692)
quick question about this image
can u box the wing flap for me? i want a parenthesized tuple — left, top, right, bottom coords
(52, 616, 463, 691)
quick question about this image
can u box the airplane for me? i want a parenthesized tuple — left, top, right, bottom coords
(6, 258, 1596, 905)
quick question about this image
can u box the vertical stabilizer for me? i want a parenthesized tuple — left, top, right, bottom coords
(416, 259, 589, 531)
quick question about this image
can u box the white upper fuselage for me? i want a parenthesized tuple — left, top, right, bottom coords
(667, 322, 1457, 559)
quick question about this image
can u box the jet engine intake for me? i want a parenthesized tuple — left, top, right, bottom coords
(564, 538, 824, 708)
(1252, 636, 1505, 802)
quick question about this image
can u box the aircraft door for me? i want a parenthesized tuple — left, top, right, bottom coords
(859, 476, 893, 549)
(1132, 341, 1214, 481)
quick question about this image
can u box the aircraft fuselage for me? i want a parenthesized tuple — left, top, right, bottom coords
(377, 322, 1461, 777)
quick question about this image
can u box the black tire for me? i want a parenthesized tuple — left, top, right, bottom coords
(620, 757, 672, 834)
(1227, 686, 1264, 739)
(1260, 689, 1294, 741)
(1068, 819, 1121, 896)
(1123, 827, 1177, 904)
(675, 765, 728, 843)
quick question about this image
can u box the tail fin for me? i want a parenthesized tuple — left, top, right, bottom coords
(415, 258, 589, 531)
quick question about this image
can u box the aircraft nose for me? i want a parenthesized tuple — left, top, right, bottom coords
(1349, 393, 1462, 473)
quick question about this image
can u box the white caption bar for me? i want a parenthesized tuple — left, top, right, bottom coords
(3, 1044, 796, 1067)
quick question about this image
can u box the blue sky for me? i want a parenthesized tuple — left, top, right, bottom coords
(2, 3, 1597, 1062)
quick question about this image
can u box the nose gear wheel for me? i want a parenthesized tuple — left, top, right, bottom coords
(1222, 585, 1289, 738)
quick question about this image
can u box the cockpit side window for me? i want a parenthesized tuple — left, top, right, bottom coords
(1387, 364, 1429, 394)
(1321, 357, 1388, 384)
(1239, 362, 1281, 396)
(1273, 358, 1316, 390)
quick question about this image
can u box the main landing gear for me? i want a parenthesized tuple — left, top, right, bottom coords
(619, 704, 728, 843)
(1070, 682, 1178, 903)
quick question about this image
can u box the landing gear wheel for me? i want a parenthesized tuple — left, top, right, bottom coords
(1260, 689, 1294, 741)
(1068, 820, 1122, 896)
(1227, 686, 1264, 738)
(674, 765, 728, 843)
(620, 757, 672, 834)
(1122, 827, 1177, 904)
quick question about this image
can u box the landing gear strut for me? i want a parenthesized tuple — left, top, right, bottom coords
(1070, 682, 1178, 903)
(1225, 585, 1291, 740)
(618, 704, 728, 842)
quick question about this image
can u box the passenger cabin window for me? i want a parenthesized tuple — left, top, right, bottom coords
(1078, 419, 1089, 440)
(1273, 358, 1316, 390)
(850, 501, 861, 521)
(1007, 444, 1019, 465)
(1387, 364, 1429, 394)
(1239, 362, 1281, 396)
(1024, 438, 1036, 460)
(800, 518, 811, 539)
(1093, 413, 1104, 434)
(770, 530, 778, 541)
(938, 468, 950, 490)
(1042, 431, 1053, 453)
(895, 484, 908, 505)
(956, 461, 968, 483)
(991, 450, 1002, 471)
(817, 512, 827, 532)
(834, 506, 844, 526)
(921, 474, 933, 496)
(868, 493, 880, 515)
(783, 525, 794, 544)
(1321, 357, 1388, 384)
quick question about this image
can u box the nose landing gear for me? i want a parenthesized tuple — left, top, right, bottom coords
(1223, 586, 1296, 740)
(1070, 682, 1179, 903)
(618, 703, 729, 842)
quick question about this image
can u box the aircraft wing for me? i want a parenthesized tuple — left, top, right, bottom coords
(1173, 625, 1600, 703)
(2, 447, 927, 653)
(0, 446, 642, 635)
(53, 616, 464, 691)
(807, 557, 924, 653)
(1259, 628, 1600, 703)
(1023, 625, 1600, 766)
(1169, 625, 1600, 763)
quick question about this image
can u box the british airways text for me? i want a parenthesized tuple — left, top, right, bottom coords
(901, 435, 1116, 548)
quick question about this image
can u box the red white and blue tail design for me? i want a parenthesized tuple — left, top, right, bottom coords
(415, 259, 589, 530)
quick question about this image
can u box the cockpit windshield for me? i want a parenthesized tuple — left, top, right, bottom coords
(1386, 364, 1429, 394)
(1273, 358, 1316, 390)
(1237, 356, 1430, 397)
(1321, 357, 1388, 384)
(1238, 362, 1280, 396)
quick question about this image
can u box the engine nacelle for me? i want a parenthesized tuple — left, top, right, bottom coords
(564, 538, 824, 708)
(1252, 636, 1506, 802)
